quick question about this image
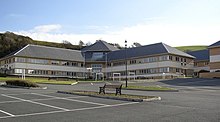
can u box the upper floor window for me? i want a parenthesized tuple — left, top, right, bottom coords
(16, 57, 26, 63)
(51, 60, 59, 65)
(176, 57, 180, 61)
(159, 55, 168, 61)
(130, 60, 136, 64)
(92, 52, 104, 60)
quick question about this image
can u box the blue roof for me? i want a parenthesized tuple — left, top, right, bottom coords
(209, 40, 220, 48)
(81, 40, 119, 52)
(187, 49, 209, 61)
(107, 42, 194, 61)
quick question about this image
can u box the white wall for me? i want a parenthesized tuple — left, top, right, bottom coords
(13, 63, 86, 72)
(106, 61, 194, 73)
(193, 66, 210, 72)
(210, 55, 220, 62)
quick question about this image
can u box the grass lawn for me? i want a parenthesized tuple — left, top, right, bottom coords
(0, 77, 77, 85)
(58, 90, 160, 102)
(123, 85, 175, 91)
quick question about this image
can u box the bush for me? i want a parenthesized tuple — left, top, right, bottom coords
(6, 80, 39, 87)
(0, 73, 7, 77)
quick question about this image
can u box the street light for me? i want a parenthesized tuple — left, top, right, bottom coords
(125, 40, 128, 87)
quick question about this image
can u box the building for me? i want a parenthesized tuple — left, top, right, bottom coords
(187, 49, 210, 77)
(208, 41, 220, 72)
(0, 40, 195, 79)
(188, 41, 220, 78)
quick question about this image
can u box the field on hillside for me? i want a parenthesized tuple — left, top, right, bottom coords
(175, 45, 207, 52)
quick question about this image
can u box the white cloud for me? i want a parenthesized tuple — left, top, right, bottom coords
(7, 13, 26, 18)
(30, 24, 62, 33)
(15, 23, 220, 47)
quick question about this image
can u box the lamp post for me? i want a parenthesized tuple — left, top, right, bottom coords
(125, 40, 128, 87)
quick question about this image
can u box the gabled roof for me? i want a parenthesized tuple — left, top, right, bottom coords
(81, 40, 119, 52)
(107, 42, 194, 61)
(209, 40, 220, 48)
(187, 49, 209, 61)
(13, 44, 84, 62)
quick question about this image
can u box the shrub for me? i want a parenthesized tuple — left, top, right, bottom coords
(0, 73, 7, 77)
(6, 80, 39, 87)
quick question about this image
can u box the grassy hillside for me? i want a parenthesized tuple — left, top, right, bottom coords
(0, 32, 82, 58)
(175, 45, 208, 52)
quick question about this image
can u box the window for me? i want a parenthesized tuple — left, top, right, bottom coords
(71, 62, 78, 66)
(15, 69, 23, 74)
(113, 61, 125, 66)
(176, 57, 180, 61)
(61, 61, 68, 66)
(144, 57, 158, 63)
(159, 67, 169, 73)
(92, 52, 104, 60)
(27, 59, 49, 64)
(91, 64, 102, 73)
(16, 58, 26, 63)
(169, 56, 173, 60)
(130, 60, 136, 64)
(159, 55, 168, 61)
(51, 61, 59, 65)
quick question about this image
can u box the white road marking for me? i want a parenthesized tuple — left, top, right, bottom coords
(3, 93, 34, 96)
(32, 93, 108, 106)
(0, 101, 139, 119)
(0, 96, 87, 104)
(0, 110, 14, 116)
(1, 94, 70, 111)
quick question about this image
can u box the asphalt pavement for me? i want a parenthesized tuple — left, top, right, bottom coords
(0, 78, 219, 122)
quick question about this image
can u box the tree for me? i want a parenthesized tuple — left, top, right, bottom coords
(62, 40, 73, 49)
(78, 40, 84, 47)
(86, 41, 92, 46)
(133, 42, 142, 47)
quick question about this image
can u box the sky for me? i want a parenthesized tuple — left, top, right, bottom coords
(0, 0, 220, 47)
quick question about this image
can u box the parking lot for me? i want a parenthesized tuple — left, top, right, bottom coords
(0, 78, 220, 122)
(0, 88, 138, 122)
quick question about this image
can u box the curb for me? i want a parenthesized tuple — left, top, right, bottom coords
(71, 82, 78, 85)
(1, 84, 47, 89)
(122, 88, 179, 92)
(57, 91, 161, 102)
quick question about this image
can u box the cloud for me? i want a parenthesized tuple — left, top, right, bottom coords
(7, 13, 26, 18)
(29, 24, 62, 33)
(15, 23, 220, 46)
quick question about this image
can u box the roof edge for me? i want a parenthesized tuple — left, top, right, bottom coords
(14, 44, 30, 56)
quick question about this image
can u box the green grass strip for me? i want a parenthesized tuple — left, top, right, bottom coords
(59, 90, 157, 100)
(123, 85, 175, 91)
(0, 77, 77, 85)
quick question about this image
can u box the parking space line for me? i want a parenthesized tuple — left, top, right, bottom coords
(0, 96, 87, 104)
(0, 100, 22, 104)
(0, 101, 139, 119)
(3, 93, 35, 96)
(32, 93, 109, 106)
(0, 110, 14, 116)
(1, 94, 70, 111)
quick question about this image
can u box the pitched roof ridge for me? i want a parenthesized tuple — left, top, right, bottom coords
(209, 40, 220, 48)
(28, 44, 81, 52)
(14, 44, 30, 55)
(161, 42, 169, 53)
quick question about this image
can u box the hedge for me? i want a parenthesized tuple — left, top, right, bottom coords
(6, 80, 39, 87)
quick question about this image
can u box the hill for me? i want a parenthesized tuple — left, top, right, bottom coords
(175, 45, 208, 52)
(0, 32, 82, 58)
